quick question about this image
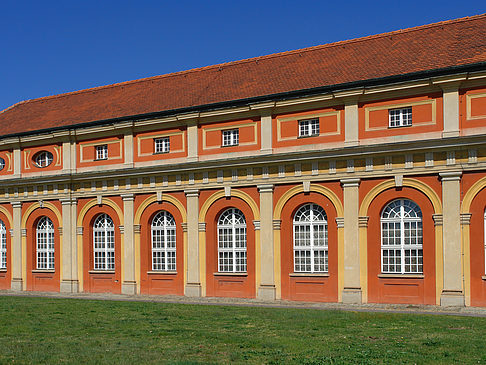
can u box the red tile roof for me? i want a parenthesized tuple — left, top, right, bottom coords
(1, 14, 485, 137)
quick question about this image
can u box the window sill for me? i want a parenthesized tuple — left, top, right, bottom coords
(153, 151, 170, 155)
(31, 269, 55, 273)
(221, 144, 239, 148)
(0, 269, 7, 273)
(94, 158, 108, 161)
(147, 271, 177, 275)
(213, 272, 248, 277)
(297, 134, 320, 139)
(481, 276, 486, 281)
(378, 273, 424, 279)
(88, 270, 115, 274)
(289, 273, 329, 277)
(388, 124, 412, 129)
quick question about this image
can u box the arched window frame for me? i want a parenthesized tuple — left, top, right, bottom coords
(293, 203, 328, 273)
(151, 211, 176, 271)
(36, 216, 55, 270)
(381, 199, 423, 274)
(0, 220, 6, 269)
(93, 214, 115, 271)
(217, 208, 247, 273)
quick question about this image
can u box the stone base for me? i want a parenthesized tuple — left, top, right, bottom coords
(442, 130, 460, 138)
(185, 283, 202, 297)
(121, 281, 137, 295)
(10, 278, 23, 291)
(341, 288, 362, 304)
(440, 290, 465, 307)
(60, 280, 79, 293)
(257, 285, 276, 301)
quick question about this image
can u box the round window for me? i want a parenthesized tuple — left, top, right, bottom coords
(34, 151, 53, 168)
(0, 157, 5, 171)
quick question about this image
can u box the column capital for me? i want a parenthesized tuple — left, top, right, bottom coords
(432, 214, 443, 226)
(439, 171, 462, 181)
(121, 193, 135, 201)
(11, 201, 22, 209)
(257, 184, 274, 193)
(184, 189, 199, 197)
(335, 217, 344, 228)
(460, 213, 472, 226)
(198, 222, 206, 232)
(60, 198, 77, 205)
(253, 220, 261, 230)
(340, 178, 360, 188)
(358, 216, 369, 228)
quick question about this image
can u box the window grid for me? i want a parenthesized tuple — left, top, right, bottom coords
(95, 145, 108, 160)
(293, 204, 328, 273)
(389, 107, 412, 127)
(298, 118, 320, 137)
(154, 137, 170, 154)
(0, 220, 6, 269)
(151, 211, 176, 271)
(0, 157, 5, 171)
(36, 217, 54, 270)
(217, 208, 247, 272)
(381, 199, 423, 274)
(93, 214, 115, 270)
(35, 151, 53, 168)
(222, 129, 239, 147)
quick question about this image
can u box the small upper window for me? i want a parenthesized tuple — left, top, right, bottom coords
(34, 151, 53, 168)
(389, 107, 412, 128)
(0, 157, 5, 171)
(298, 118, 320, 137)
(154, 137, 170, 154)
(222, 129, 239, 147)
(95, 145, 108, 160)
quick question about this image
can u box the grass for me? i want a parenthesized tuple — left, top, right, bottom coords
(0, 296, 485, 364)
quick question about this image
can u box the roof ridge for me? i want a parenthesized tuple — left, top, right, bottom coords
(3, 13, 485, 111)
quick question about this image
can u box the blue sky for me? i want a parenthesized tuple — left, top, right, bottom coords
(0, 1, 484, 112)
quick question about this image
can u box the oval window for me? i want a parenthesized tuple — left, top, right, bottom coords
(34, 151, 53, 168)
(0, 157, 5, 171)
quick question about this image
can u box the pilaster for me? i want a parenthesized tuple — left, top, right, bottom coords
(11, 201, 22, 290)
(439, 82, 461, 138)
(185, 189, 201, 296)
(187, 122, 198, 163)
(439, 171, 464, 306)
(344, 97, 359, 146)
(260, 111, 273, 154)
(124, 130, 134, 167)
(60, 198, 79, 293)
(341, 178, 361, 303)
(257, 184, 275, 300)
(121, 193, 136, 295)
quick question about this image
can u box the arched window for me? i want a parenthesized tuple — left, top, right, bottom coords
(93, 214, 115, 271)
(36, 216, 54, 270)
(217, 208, 246, 272)
(293, 204, 328, 273)
(381, 199, 423, 274)
(151, 211, 176, 271)
(0, 220, 6, 269)
(484, 209, 486, 275)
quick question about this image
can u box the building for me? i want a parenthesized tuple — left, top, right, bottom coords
(0, 15, 485, 306)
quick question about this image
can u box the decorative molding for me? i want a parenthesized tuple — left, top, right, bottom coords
(181, 223, 187, 232)
(253, 220, 260, 230)
(246, 167, 253, 181)
(119, 225, 124, 234)
(303, 181, 310, 193)
(385, 156, 392, 171)
(446, 151, 456, 165)
(217, 170, 224, 183)
(262, 166, 269, 179)
(432, 214, 443, 226)
(258, 184, 274, 193)
(294, 163, 301, 177)
(340, 178, 360, 188)
(224, 186, 231, 197)
(156, 190, 163, 202)
(425, 152, 434, 167)
(460, 213, 472, 225)
(394, 175, 403, 188)
(231, 169, 238, 182)
(272, 220, 282, 230)
(198, 222, 206, 232)
(358, 216, 369, 228)
(365, 157, 373, 172)
(468, 149, 478, 164)
(176, 174, 181, 186)
(134, 224, 141, 234)
(184, 189, 199, 198)
(76, 227, 84, 235)
(311, 162, 318, 176)
(21, 228, 27, 237)
(203, 171, 209, 184)
(405, 154, 413, 169)
(329, 160, 336, 174)
(278, 165, 285, 178)
(58, 227, 63, 235)
(439, 171, 462, 181)
(346, 159, 354, 173)
(335, 217, 345, 228)
(121, 193, 135, 202)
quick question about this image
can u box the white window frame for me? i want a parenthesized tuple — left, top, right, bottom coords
(0, 220, 6, 269)
(35, 151, 53, 168)
(95, 144, 108, 160)
(381, 199, 423, 274)
(154, 137, 170, 154)
(298, 118, 320, 137)
(151, 211, 176, 271)
(217, 208, 247, 272)
(36, 216, 55, 270)
(389, 107, 412, 128)
(222, 129, 239, 147)
(93, 214, 115, 271)
(293, 203, 328, 273)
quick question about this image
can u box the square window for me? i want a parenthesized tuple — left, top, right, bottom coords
(95, 145, 108, 160)
(298, 118, 319, 137)
(154, 137, 170, 154)
(389, 107, 412, 127)
(222, 129, 239, 147)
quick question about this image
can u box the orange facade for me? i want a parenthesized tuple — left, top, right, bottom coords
(0, 207, 12, 290)
(134, 128, 187, 163)
(77, 136, 124, 168)
(460, 86, 486, 133)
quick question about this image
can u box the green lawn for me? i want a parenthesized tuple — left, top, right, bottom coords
(0, 296, 485, 364)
